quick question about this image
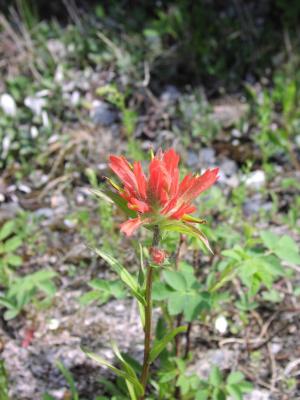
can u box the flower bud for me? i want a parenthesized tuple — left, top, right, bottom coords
(150, 247, 166, 265)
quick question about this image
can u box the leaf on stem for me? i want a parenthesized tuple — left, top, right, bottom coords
(150, 325, 187, 362)
(93, 248, 146, 306)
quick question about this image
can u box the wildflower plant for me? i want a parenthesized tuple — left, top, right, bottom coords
(83, 148, 228, 399)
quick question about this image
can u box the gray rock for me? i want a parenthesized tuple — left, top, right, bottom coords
(187, 151, 200, 168)
(199, 148, 216, 166)
(189, 349, 237, 379)
(213, 100, 248, 128)
(220, 158, 238, 176)
(160, 85, 180, 103)
(243, 194, 263, 216)
(91, 100, 118, 126)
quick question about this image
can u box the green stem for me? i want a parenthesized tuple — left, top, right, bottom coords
(140, 225, 160, 399)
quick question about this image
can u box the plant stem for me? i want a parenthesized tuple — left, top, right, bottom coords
(140, 225, 160, 399)
(174, 234, 185, 359)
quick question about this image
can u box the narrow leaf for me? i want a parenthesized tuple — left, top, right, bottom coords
(150, 325, 187, 362)
(82, 347, 144, 395)
(94, 248, 145, 305)
(0, 221, 15, 241)
(56, 361, 79, 400)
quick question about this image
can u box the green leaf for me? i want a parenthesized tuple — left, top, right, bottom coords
(260, 231, 278, 250)
(274, 236, 300, 264)
(150, 325, 187, 362)
(4, 308, 20, 320)
(37, 280, 56, 296)
(94, 249, 145, 305)
(226, 384, 243, 400)
(89, 278, 111, 291)
(226, 371, 244, 385)
(159, 369, 178, 383)
(56, 361, 79, 400)
(160, 220, 213, 253)
(152, 282, 171, 301)
(82, 348, 144, 397)
(125, 380, 138, 400)
(91, 189, 137, 218)
(222, 249, 242, 261)
(183, 294, 209, 322)
(111, 342, 143, 399)
(6, 254, 22, 267)
(163, 270, 187, 291)
(109, 281, 126, 299)
(0, 296, 16, 309)
(0, 221, 15, 241)
(4, 236, 22, 252)
(177, 374, 190, 395)
(209, 366, 222, 386)
(212, 387, 226, 400)
(168, 292, 185, 315)
(238, 381, 253, 392)
(79, 290, 103, 306)
(195, 389, 209, 400)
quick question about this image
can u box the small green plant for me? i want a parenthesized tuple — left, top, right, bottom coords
(96, 85, 137, 137)
(80, 278, 126, 306)
(220, 230, 299, 312)
(0, 220, 23, 285)
(0, 269, 57, 320)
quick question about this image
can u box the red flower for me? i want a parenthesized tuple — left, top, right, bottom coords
(150, 247, 166, 265)
(107, 149, 219, 251)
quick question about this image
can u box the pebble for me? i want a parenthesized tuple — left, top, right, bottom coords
(24, 95, 47, 116)
(245, 389, 272, 400)
(220, 158, 237, 176)
(190, 349, 237, 378)
(70, 91, 80, 106)
(214, 315, 228, 334)
(187, 151, 200, 168)
(199, 147, 216, 166)
(160, 85, 180, 103)
(30, 126, 39, 139)
(244, 170, 266, 189)
(90, 100, 118, 126)
(0, 93, 17, 117)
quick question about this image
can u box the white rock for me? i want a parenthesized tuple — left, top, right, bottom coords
(30, 126, 39, 139)
(1, 136, 11, 158)
(48, 318, 60, 330)
(24, 95, 47, 116)
(42, 110, 50, 128)
(215, 315, 228, 334)
(18, 184, 31, 193)
(70, 90, 80, 106)
(245, 389, 271, 400)
(244, 170, 266, 189)
(54, 65, 64, 83)
(0, 93, 17, 116)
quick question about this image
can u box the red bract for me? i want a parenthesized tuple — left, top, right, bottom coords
(150, 247, 166, 265)
(108, 149, 219, 251)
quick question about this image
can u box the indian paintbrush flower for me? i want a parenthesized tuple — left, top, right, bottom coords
(107, 148, 219, 252)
